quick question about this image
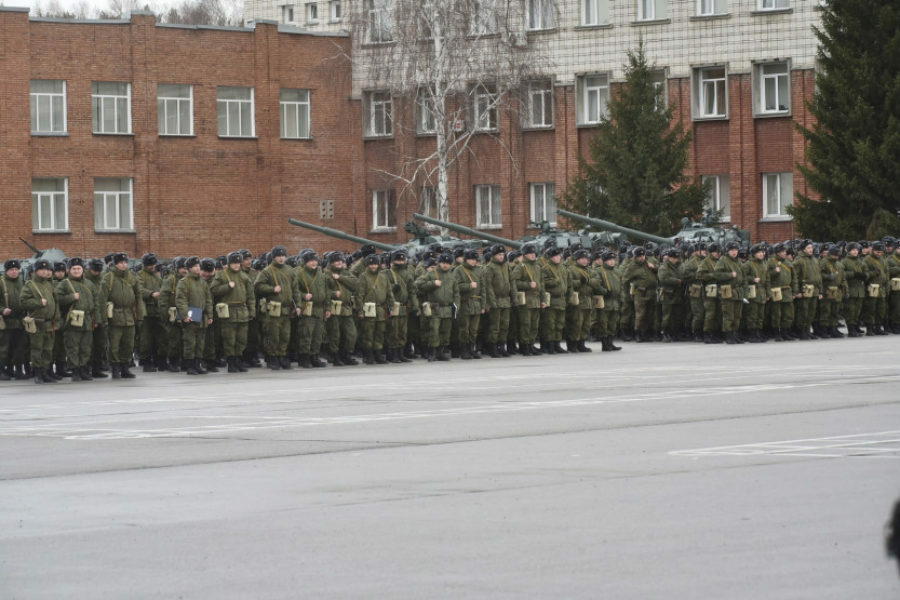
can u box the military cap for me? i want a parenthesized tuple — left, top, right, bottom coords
(428, 243, 443, 253)
(438, 253, 453, 264)
(708, 243, 721, 254)
(846, 242, 860, 252)
(545, 246, 563, 258)
(828, 246, 842, 257)
(697, 242, 708, 252)
(287, 256, 300, 268)
(4, 259, 21, 271)
(725, 241, 740, 251)
(377, 253, 390, 265)
(53, 261, 67, 272)
(251, 258, 266, 270)
(507, 250, 522, 262)
(34, 259, 52, 271)
(271, 245, 288, 258)
(491, 244, 506, 255)
(632, 247, 646, 258)
(185, 256, 201, 269)
(772, 243, 785, 254)
(461, 249, 477, 261)
(226, 252, 242, 265)
(873, 242, 886, 252)
(104, 253, 115, 264)
(87, 258, 104, 271)
(423, 257, 436, 268)
(683, 244, 696, 255)
(387, 249, 405, 262)
(858, 240, 870, 249)
(644, 241, 657, 251)
(329, 252, 346, 264)
(67, 257, 84, 269)
(141, 252, 159, 267)
(450, 246, 464, 259)
(664, 248, 679, 258)
(113, 252, 128, 264)
(602, 250, 617, 261)
(521, 244, 537, 255)
(573, 249, 590, 261)
(482, 250, 493, 262)
(239, 249, 253, 260)
(200, 258, 216, 272)
(360, 244, 377, 257)
(364, 253, 380, 266)
(301, 250, 319, 263)
(172, 256, 186, 270)
(799, 240, 814, 251)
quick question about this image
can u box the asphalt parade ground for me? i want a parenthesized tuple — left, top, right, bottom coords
(1, 337, 899, 599)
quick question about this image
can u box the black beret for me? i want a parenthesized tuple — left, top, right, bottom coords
(113, 252, 128, 264)
(464, 249, 479, 260)
(364, 254, 380, 265)
(227, 252, 242, 264)
(200, 258, 216, 272)
(53, 261, 67, 271)
(438, 253, 453, 264)
(141, 253, 159, 266)
(4, 259, 21, 271)
(34, 259, 52, 271)
(67, 257, 84, 269)
(185, 256, 201, 269)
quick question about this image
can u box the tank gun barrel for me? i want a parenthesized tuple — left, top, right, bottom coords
(556, 210, 671, 246)
(19, 237, 41, 255)
(412, 213, 522, 249)
(287, 219, 396, 252)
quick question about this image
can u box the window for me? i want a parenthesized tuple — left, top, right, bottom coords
(417, 89, 436, 134)
(94, 178, 134, 232)
(526, 0, 555, 30)
(306, 2, 318, 23)
(581, 0, 610, 25)
(697, 0, 727, 16)
(756, 62, 790, 115)
(32, 178, 68, 232)
(473, 84, 498, 132)
(372, 189, 397, 230)
(702, 175, 730, 221)
(469, 0, 498, 35)
(694, 67, 727, 118)
(157, 84, 193, 136)
(762, 172, 793, 218)
(475, 184, 502, 228)
(522, 80, 553, 128)
(281, 89, 311, 139)
(530, 183, 556, 225)
(30, 80, 66, 134)
(758, 0, 789, 10)
(283, 5, 295, 22)
(366, 0, 393, 43)
(651, 69, 668, 109)
(330, 0, 341, 20)
(421, 186, 439, 219)
(217, 86, 255, 137)
(92, 82, 131, 134)
(365, 91, 393, 137)
(578, 74, 609, 124)
(638, 0, 667, 21)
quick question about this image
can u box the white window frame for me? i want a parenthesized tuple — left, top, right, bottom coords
(522, 80, 553, 129)
(330, 0, 341, 21)
(475, 184, 502, 228)
(581, 0, 609, 25)
(758, 0, 789, 10)
(280, 88, 311, 139)
(578, 74, 610, 125)
(694, 66, 728, 119)
(637, 0, 666, 21)
(366, 0, 393, 43)
(416, 89, 437, 134)
(372, 189, 397, 231)
(762, 172, 793, 219)
(529, 183, 557, 226)
(702, 175, 730, 221)
(157, 84, 194, 136)
(94, 178, 135, 232)
(282, 4, 295, 23)
(756, 61, 790, 115)
(32, 178, 69, 233)
(473, 84, 498, 132)
(306, 2, 319, 24)
(365, 91, 393, 137)
(217, 86, 255, 138)
(469, 0, 498, 35)
(30, 80, 67, 134)
(651, 69, 668, 110)
(91, 82, 132, 135)
(526, 0, 555, 31)
(697, 0, 727, 16)
(421, 186, 439, 219)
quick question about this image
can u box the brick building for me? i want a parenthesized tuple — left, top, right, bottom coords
(1, 1, 818, 259)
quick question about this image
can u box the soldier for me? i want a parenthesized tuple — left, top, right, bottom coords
(255, 246, 301, 369)
(714, 242, 746, 344)
(323, 252, 359, 366)
(357, 253, 394, 364)
(841, 242, 867, 337)
(50, 261, 69, 378)
(84, 258, 109, 377)
(697, 243, 723, 344)
(862, 241, 889, 335)
(295, 250, 331, 368)
(792, 240, 823, 340)
(175, 256, 215, 375)
(1, 260, 28, 381)
(240, 250, 263, 368)
(386, 249, 416, 363)
(56, 257, 98, 381)
(818, 245, 846, 338)
(768, 243, 798, 341)
(481, 244, 514, 358)
(624, 247, 658, 343)
(511, 244, 545, 356)
(199, 258, 223, 372)
(743, 245, 770, 342)
(539, 246, 570, 354)
(657, 248, 684, 343)
(159, 257, 187, 372)
(209, 252, 256, 373)
(138, 253, 165, 372)
(565, 248, 598, 352)
(886, 239, 900, 333)
(681, 244, 705, 342)
(19, 259, 60, 384)
(593, 250, 622, 352)
(454, 249, 484, 360)
(97, 252, 143, 379)
(415, 253, 459, 362)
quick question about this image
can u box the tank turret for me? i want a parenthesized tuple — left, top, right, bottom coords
(412, 214, 523, 249)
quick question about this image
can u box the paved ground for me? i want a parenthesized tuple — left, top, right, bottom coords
(1, 337, 899, 599)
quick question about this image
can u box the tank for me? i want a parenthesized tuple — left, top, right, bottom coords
(11, 238, 68, 277)
(558, 210, 751, 248)
(519, 220, 606, 252)
(556, 210, 670, 246)
(411, 213, 523, 249)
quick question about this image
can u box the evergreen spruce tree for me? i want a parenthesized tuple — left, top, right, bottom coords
(563, 42, 705, 238)
(792, 0, 900, 240)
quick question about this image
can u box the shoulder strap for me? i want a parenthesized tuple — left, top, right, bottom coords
(29, 280, 46, 301)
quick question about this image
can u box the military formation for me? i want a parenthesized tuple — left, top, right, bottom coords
(2, 236, 899, 384)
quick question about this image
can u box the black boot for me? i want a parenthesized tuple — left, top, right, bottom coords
(875, 325, 889, 336)
(267, 356, 282, 370)
(460, 345, 472, 360)
(71, 367, 83, 382)
(341, 351, 359, 366)
(0, 365, 9, 382)
(435, 346, 450, 361)
(227, 357, 240, 373)
(111, 365, 122, 379)
(299, 354, 313, 369)
(578, 340, 593, 353)
(374, 350, 388, 364)
(606, 336, 622, 351)
(91, 364, 108, 378)
(541, 341, 555, 354)
(279, 356, 293, 370)
(34, 367, 45, 384)
(185, 360, 199, 375)
(80, 366, 93, 381)
(143, 359, 158, 373)
(236, 356, 248, 372)
(204, 360, 219, 373)
(470, 344, 482, 359)
(772, 329, 784, 342)
(450, 345, 460, 358)
(54, 361, 72, 378)
(119, 363, 136, 379)
(363, 349, 376, 365)
(168, 358, 181, 373)
(194, 358, 208, 375)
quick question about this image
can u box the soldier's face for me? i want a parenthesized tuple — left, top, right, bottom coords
(524, 253, 536, 261)
(439, 262, 452, 271)
(728, 249, 739, 258)
(306, 260, 319, 270)
(849, 249, 859, 257)
(576, 257, 589, 267)
(70, 266, 84, 278)
(367, 264, 379, 272)
(115, 261, 128, 271)
(189, 265, 201, 275)
(874, 250, 884, 257)
(803, 246, 814, 255)
(274, 255, 286, 265)
(5, 268, 19, 279)
(466, 258, 477, 267)
(36, 268, 51, 278)
(494, 253, 505, 263)
(550, 254, 562, 264)
(604, 259, 616, 267)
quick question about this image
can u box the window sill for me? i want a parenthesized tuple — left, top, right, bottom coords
(363, 134, 394, 141)
(370, 227, 397, 234)
(32, 132, 69, 137)
(306, 20, 319, 26)
(416, 131, 437, 138)
(573, 23, 613, 31)
(328, 19, 341, 24)
(630, 18, 671, 26)
(754, 110, 791, 119)
(689, 13, 731, 21)
(218, 135, 258, 139)
(92, 131, 134, 136)
(281, 135, 313, 140)
(477, 224, 503, 230)
(758, 216, 793, 223)
(472, 128, 499, 135)
(525, 27, 558, 35)
(465, 32, 500, 40)
(159, 133, 196, 138)
(521, 125, 555, 132)
(576, 121, 602, 129)
(692, 114, 729, 122)
(96, 229, 137, 234)
(33, 230, 71, 235)
(751, 8, 793, 16)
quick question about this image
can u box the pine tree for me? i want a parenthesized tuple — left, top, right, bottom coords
(792, 0, 900, 240)
(563, 42, 705, 238)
